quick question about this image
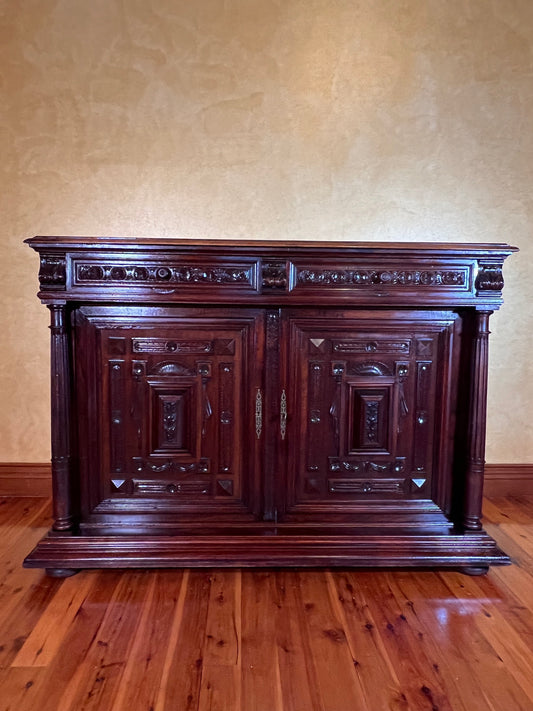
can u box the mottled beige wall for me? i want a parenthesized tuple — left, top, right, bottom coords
(1, 0, 532, 462)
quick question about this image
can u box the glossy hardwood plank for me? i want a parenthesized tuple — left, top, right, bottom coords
(440, 571, 533, 698)
(156, 570, 211, 711)
(345, 571, 456, 711)
(54, 571, 153, 711)
(0, 667, 46, 711)
(111, 570, 187, 711)
(240, 571, 283, 711)
(327, 570, 414, 711)
(0, 574, 62, 667)
(293, 570, 367, 711)
(389, 571, 498, 711)
(198, 665, 241, 711)
(396, 571, 533, 711)
(2, 570, 126, 711)
(272, 571, 324, 711)
(12, 572, 96, 667)
(202, 571, 241, 667)
(197, 571, 242, 711)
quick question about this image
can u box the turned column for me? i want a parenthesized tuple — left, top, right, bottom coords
(48, 303, 75, 532)
(463, 310, 492, 532)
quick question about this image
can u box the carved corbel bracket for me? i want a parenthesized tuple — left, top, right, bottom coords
(475, 262, 504, 294)
(39, 253, 67, 289)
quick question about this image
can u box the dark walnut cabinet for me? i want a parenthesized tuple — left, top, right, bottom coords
(24, 237, 517, 575)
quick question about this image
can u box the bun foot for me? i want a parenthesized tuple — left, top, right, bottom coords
(461, 565, 489, 576)
(45, 568, 79, 578)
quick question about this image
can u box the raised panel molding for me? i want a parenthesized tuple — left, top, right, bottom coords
(2, 463, 532, 498)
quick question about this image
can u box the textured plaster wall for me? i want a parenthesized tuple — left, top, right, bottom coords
(1, 0, 532, 462)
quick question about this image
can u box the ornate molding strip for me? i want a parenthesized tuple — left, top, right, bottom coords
(328, 478, 405, 494)
(328, 457, 406, 474)
(296, 268, 467, 288)
(75, 262, 254, 287)
(133, 479, 210, 496)
(333, 340, 410, 355)
(133, 338, 213, 354)
(133, 457, 211, 474)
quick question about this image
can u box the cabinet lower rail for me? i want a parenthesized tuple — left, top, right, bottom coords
(24, 531, 510, 572)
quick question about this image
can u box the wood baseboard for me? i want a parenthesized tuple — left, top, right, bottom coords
(0, 463, 532, 498)
(484, 464, 533, 497)
(0, 463, 52, 497)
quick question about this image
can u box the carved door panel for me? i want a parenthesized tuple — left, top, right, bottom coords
(75, 306, 264, 529)
(280, 309, 461, 522)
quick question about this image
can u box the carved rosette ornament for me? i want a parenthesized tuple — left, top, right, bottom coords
(297, 268, 467, 287)
(261, 262, 288, 289)
(76, 263, 253, 286)
(475, 264, 504, 293)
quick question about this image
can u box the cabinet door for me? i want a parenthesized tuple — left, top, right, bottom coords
(74, 306, 264, 531)
(280, 309, 461, 525)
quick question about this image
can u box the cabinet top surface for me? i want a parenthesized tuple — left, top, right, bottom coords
(26, 236, 517, 256)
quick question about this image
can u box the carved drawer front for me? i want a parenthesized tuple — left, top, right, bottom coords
(291, 261, 472, 295)
(74, 306, 263, 521)
(283, 310, 459, 518)
(71, 258, 260, 296)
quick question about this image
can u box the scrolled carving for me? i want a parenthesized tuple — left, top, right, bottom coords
(133, 457, 210, 474)
(328, 457, 405, 474)
(148, 361, 196, 376)
(39, 255, 67, 288)
(347, 361, 392, 376)
(476, 264, 504, 292)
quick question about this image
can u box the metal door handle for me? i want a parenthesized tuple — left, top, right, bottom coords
(280, 389, 287, 440)
(255, 389, 263, 439)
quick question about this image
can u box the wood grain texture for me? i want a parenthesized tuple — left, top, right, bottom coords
(2, 495, 533, 710)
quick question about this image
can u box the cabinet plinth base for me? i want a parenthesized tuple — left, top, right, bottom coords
(24, 530, 510, 572)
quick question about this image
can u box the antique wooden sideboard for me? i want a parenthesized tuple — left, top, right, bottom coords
(24, 237, 517, 575)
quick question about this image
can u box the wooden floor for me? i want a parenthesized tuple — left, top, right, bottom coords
(1, 498, 533, 711)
